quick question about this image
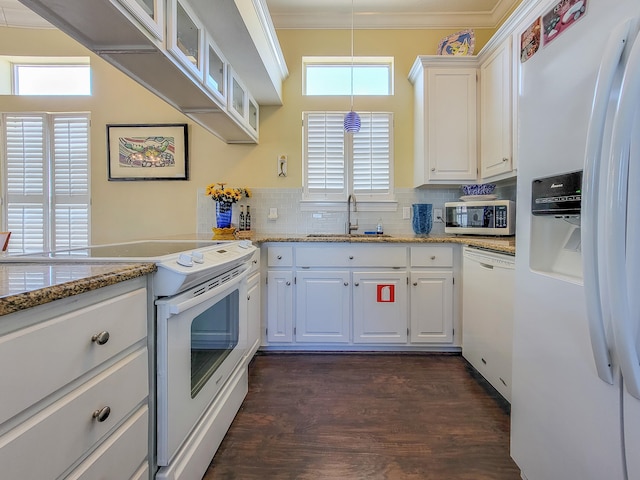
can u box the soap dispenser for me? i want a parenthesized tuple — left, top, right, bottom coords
(376, 218, 384, 235)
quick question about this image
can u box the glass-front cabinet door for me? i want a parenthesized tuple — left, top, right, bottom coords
(205, 37, 227, 105)
(118, 0, 164, 41)
(229, 68, 246, 122)
(248, 95, 259, 135)
(167, 0, 204, 80)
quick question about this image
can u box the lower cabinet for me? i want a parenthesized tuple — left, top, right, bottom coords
(266, 269, 293, 343)
(296, 270, 350, 342)
(409, 271, 454, 343)
(264, 243, 459, 350)
(247, 270, 261, 356)
(352, 271, 408, 343)
(0, 278, 149, 479)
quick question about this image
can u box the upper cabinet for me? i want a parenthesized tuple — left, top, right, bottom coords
(479, 37, 514, 180)
(17, 0, 288, 144)
(409, 56, 478, 186)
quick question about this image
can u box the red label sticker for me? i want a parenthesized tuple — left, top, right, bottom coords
(377, 284, 395, 303)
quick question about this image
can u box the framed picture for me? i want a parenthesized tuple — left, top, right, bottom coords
(107, 123, 189, 181)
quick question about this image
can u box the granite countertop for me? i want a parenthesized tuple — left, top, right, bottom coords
(0, 262, 156, 316)
(251, 233, 516, 255)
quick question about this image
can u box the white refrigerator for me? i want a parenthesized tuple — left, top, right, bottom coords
(512, 0, 640, 479)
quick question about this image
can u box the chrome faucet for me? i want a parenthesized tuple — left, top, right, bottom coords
(347, 194, 358, 234)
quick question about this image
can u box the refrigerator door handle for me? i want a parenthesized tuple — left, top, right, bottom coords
(606, 27, 640, 400)
(582, 19, 631, 385)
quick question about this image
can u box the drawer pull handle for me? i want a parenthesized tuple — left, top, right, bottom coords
(354, 282, 359, 287)
(345, 282, 350, 286)
(286, 281, 291, 286)
(277, 255, 282, 260)
(349, 255, 354, 260)
(413, 282, 418, 286)
(502, 157, 509, 162)
(430, 256, 436, 260)
(91, 331, 110, 345)
(92, 406, 111, 423)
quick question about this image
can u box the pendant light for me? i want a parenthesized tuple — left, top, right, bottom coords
(344, 0, 361, 133)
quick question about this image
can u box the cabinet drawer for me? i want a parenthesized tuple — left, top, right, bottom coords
(0, 288, 147, 425)
(0, 348, 148, 480)
(267, 246, 293, 267)
(65, 405, 148, 480)
(410, 246, 453, 267)
(297, 246, 406, 267)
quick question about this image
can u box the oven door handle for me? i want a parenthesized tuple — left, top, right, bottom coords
(166, 265, 252, 316)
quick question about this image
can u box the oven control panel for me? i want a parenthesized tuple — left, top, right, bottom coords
(155, 241, 257, 296)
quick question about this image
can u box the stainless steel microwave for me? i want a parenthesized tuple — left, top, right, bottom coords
(444, 200, 515, 236)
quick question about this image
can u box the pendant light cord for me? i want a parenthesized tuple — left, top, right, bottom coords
(350, 0, 354, 110)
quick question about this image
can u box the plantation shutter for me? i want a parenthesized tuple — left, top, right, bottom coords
(52, 115, 90, 250)
(2, 113, 90, 254)
(303, 112, 345, 199)
(4, 115, 47, 253)
(353, 112, 391, 195)
(303, 111, 393, 202)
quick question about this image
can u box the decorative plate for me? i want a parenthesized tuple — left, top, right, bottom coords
(437, 29, 475, 56)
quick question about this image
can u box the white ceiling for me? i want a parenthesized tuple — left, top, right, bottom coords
(0, 0, 521, 30)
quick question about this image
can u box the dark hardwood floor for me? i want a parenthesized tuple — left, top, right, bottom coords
(202, 353, 520, 480)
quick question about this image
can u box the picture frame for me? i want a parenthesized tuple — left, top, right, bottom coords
(107, 123, 189, 181)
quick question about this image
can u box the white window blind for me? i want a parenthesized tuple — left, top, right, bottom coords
(303, 111, 393, 202)
(2, 113, 90, 253)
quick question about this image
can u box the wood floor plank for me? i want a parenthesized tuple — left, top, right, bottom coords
(202, 354, 520, 480)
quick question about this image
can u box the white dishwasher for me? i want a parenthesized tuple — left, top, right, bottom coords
(462, 246, 515, 402)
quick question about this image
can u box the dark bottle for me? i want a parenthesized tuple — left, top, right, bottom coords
(239, 205, 245, 231)
(245, 205, 251, 231)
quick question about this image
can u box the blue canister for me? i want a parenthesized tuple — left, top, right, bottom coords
(412, 204, 433, 234)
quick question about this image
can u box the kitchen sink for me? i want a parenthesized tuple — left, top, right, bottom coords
(306, 233, 391, 238)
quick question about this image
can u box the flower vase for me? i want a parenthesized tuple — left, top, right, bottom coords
(412, 203, 433, 235)
(216, 201, 233, 228)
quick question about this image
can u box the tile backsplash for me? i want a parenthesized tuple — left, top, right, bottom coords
(197, 181, 517, 236)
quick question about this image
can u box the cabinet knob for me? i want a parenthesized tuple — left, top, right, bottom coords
(502, 157, 509, 162)
(247, 295, 251, 301)
(430, 255, 436, 260)
(344, 282, 349, 286)
(286, 281, 291, 286)
(92, 406, 111, 423)
(431, 167, 436, 172)
(253, 259, 258, 264)
(354, 282, 359, 286)
(413, 282, 418, 286)
(277, 255, 282, 260)
(91, 331, 110, 345)
(349, 255, 354, 260)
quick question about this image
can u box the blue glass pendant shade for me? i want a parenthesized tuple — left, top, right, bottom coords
(344, 110, 361, 133)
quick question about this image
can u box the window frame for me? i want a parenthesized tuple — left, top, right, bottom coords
(302, 56, 394, 96)
(302, 111, 395, 206)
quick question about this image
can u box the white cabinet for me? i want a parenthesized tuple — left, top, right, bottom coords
(266, 246, 294, 343)
(0, 278, 149, 479)
(167, 0, 205, 81)
(262, 243, 459, 350)
(247, 268, 261, 357)
(480, 37, 514, 179)
(295, 270, 350, 343)
(19, 0, 284, 143)
(409, 56, 478, 185)
(409, 245, 455, 344)
(228, 68, 260, 137)
(352, 271, 408, 344)
(118, 0, 164, 41)
(462, 247, 515, 401)
(409, 271, 454, 343)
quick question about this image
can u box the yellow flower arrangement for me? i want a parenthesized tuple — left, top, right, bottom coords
(205, 183, 251, 203)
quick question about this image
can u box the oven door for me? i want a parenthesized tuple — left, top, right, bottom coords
(155, 265, 250, 466)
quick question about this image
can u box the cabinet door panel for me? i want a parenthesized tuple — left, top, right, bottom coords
(247, 273, 261, 356)
(427, 68, 478, 181)
(481, 38, 513, 178)
(353, 271, 408, 344)
(266, 271, 293, 342)
(410, 271, 453, 343)
(296, 271, 350, 343)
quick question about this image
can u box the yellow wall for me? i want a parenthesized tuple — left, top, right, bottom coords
(0, 25, 497, 243)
